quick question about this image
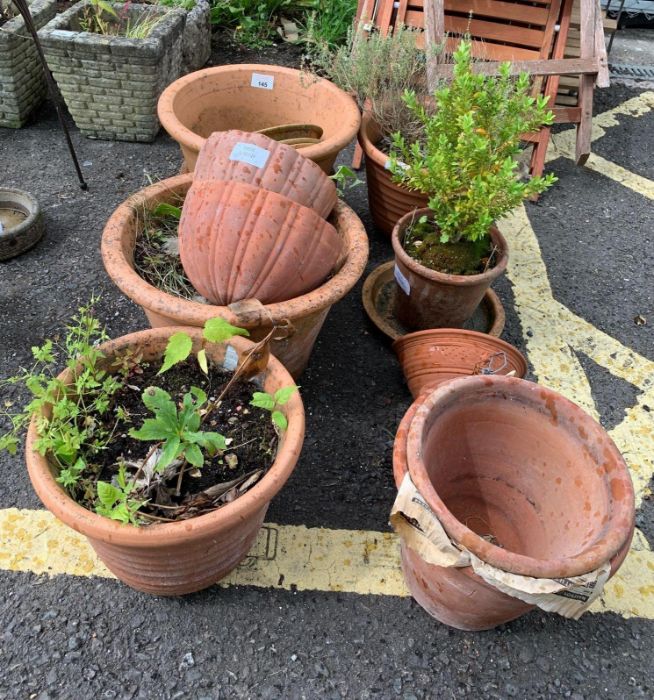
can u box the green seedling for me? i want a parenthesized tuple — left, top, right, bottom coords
(96, 463, 146, 524)
(152, 202, 182, 220)
(250, 386, 298, 430)
(330, 165, 363, 196)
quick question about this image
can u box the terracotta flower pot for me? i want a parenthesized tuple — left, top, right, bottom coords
(391, 208, 509, 330)
(101, 174, 369, 378)
(25, 328, 305, 596)
(192, 130, 337, 219)
(157, 64, 361, 174)
(393, 376, 635, 630)
(179, 180, 343, 306)
(358, 112, 428, 237)
(393, 329, 527, 398)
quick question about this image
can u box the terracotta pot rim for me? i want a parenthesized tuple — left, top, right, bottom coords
(391, 208, 509, 286)
(406, 375, 635, 578)
(358, 111, 392, 169)
(25, 328, 305, 549)
(157, 64, 361, 165)
(392, 328, 524, 357)
(101, 173, 369, 327)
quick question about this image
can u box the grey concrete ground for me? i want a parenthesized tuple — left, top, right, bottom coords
(0, 48, 653, 700)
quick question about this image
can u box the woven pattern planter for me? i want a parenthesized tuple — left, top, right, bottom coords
(0, 0, 57, 128)
(38, 1, 185, 142)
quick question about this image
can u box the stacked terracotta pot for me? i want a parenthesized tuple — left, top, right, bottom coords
(178, 130, 344, 307)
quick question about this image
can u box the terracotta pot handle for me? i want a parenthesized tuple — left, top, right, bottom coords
(227, 298, 296, 338)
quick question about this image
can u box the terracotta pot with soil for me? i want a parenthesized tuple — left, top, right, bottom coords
(358, 112, 428, 237)
(101, 174, 369, 378)
(392, 208, 508, 330)
(393, 376, 635, 630)
(178, 180, 343, 306)
(157, 64, 361, 174)
(193, 130, 336, 218)
(26, 327, 305, 595)
(393, 329, 527, 398)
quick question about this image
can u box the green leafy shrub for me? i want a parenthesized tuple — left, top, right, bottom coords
(389, 40, 557, 245)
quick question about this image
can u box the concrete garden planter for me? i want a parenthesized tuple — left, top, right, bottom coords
(392, 208, 509, 330)
(101, 174, 369, 378)
(157, 64, 361, 173)
(25, 327, 305, 595)
(38, 1, 185, 142)
(180, 0, 210, 73)
(179, 179, 343, 306)
(0, 0, 57, 128)
(358, 112, 428, 237)
(393, 376, 635, 630)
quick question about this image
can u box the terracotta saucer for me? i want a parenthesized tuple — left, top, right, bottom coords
(362, 261, 505, 340)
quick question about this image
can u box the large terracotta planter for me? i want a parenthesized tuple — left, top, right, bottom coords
(157, 64, 361, 174)
(193, 130, 336, 218)
(392, 208, 508, 330)
(358, 112, 428, 237)
(179, 180, 343, 306)
(393, 329, 527, 398)
(101, 174, 369, 378)
(393, 376, 635, 630)
(25, 328, 305, 596)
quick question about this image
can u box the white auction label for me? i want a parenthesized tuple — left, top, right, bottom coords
(394, 264, 411, 295)
(251, 72, 274, 90)
(229, 142, 270, 168)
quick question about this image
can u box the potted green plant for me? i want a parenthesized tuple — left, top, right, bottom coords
(38, 0, 185, 142)
(0, 0, 57, 128)
(1, 301, 304, 594)
(389, 40, 557, 330)
(313, 23, 432, 236)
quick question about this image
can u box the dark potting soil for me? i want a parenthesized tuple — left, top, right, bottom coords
(210, 29, 305, 69)
(403, 219, 496, 276)
(94, 358, 278, 520)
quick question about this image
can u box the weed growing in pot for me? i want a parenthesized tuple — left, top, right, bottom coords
(330, 165, 363, 197)
(1, 306, 298, 526)
(79, 0, 170, 38)
(389, 40, 557, 273)
(251, 386, 298, 430)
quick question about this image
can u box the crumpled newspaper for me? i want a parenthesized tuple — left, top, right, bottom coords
(390, 473, 610, 619)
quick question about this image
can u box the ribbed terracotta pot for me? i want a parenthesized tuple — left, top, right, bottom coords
(101, 174, 369, 378)
(393, 329, 527, 398)
(358, 112, 428, 237)
(25, 328, 305, 596)
(179, 180, 343, 306)
(392, 208, 509, 330)
(192, 130, 336, 219)
(393, 376, 635, 630)
(157, 64, 361, 174)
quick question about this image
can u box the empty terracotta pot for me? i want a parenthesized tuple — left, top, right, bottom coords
(393, 329, 528, 398)
(358, 112, 428, 237)
(392, 208, 508, 330)
(393, 376, 635, 630)
(25, 328, 305, 596)
(178, 180, 343, 306)
(101, 174, 369, 378)
(157, 64, 361, 173)
(193, 130, 337, 218)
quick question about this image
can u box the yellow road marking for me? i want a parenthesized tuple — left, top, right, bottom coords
(1, 508, 654, 619)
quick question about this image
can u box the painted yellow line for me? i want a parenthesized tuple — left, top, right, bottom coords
(1, 508, 653, 619)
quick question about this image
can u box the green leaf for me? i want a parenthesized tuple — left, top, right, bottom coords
(197, 349, 208, 374)
(159, 332, 193, 374)
(156, 436, 182, 471)
(185, 431, 226, 452)
(250, 392, 275, 411)
(97, 481, 121, 508)
(203, 317, 249, 344)
(273, 386, 298, 405)
(184, 442, 204, 468)
(272, 410, 288, 431)
(129, 419, 171, 442)
(152, 202, 182, 220)
(97, 0, 118, 18)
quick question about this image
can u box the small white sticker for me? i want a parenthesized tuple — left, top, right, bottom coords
(229, 142, 270, 169)
(384, 159, 409, 171)
(394, 264, 411, 295)
(251, 72, 274, 90)
(223, 345, 239, 371)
